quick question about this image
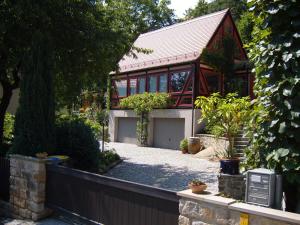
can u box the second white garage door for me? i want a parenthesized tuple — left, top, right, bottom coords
(117, 117, 138, 144)
(153, 118, 185, 150)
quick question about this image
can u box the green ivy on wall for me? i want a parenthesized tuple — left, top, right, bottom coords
(246, 0, 300, 211)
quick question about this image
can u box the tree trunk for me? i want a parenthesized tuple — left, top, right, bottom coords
(0, 84, 13, 144)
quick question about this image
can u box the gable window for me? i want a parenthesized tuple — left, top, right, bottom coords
(138, 77, 146, 94)
(159, 74, 168, 92)
(149, 75, 157, 93)
(115, 79, 127, 97)
(130, 79, 137, 95)
(170, 70, 190, 92)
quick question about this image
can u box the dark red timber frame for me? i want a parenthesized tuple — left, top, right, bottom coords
(111, 10, 253, 109)
(111, 64, 195, 109)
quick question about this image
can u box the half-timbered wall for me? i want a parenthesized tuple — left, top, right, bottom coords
(111, 64, 195, 109)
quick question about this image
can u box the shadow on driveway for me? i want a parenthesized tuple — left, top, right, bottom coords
(104, 161, 218, 193)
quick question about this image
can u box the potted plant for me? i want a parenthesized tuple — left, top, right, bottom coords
(195, 93, 251, 175)
(180, 138, 188, 154)
(36, 152, 48, 159)
(188, 179, 207, 194)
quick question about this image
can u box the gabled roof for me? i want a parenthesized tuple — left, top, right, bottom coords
(118, 9, 229, 73)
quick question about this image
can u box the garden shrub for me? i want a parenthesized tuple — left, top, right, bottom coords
(3, 113, 15, 144)
(55, 117, 100, 172)
(195, 93, 251, 158)
(0, 113, 15, 157)
(180, 138, 188, 150)
(99, 150, 120, 169)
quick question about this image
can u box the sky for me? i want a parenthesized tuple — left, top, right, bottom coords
(169, 0, 199, 18)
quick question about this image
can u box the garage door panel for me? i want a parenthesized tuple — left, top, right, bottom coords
(153, 118, 185, 150)
(117, 118, 137, 144)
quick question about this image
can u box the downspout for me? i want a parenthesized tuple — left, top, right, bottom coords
(191, 62, 196, 137)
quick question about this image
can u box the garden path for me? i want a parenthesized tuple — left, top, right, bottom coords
(104, 142, 220, 193)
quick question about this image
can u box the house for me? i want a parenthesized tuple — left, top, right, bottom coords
(109, 9, 253, 150)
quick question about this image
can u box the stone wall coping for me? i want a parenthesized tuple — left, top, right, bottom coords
(196, 134, 228, 141)
(177, 189, 236, 207)
(229, 202, 300, 224)
(218, 173, 246, 178)
(10, 154, 46, 163)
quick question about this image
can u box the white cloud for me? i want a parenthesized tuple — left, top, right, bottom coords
(170, 0, 199, 18)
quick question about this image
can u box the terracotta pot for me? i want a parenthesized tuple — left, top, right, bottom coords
(188, 184, 207, 194)
(188, 137, 202, 154)
(181, 148, 188, 154)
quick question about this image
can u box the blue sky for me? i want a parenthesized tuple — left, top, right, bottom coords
(170, 0, 199, 18)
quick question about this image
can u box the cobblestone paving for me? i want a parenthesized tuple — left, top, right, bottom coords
(105, 142, 220, 193)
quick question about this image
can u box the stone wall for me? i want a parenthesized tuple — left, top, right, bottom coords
(218, 174, 246, 200)
(178, 190, 300, 225)
(196, 134, 229, 154)
(9, 155, 51, 221)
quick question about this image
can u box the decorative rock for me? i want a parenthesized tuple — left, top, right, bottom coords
(178, 215, 190, 225)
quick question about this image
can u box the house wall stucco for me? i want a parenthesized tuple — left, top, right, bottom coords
(109, 109, 203, 146)
(0, 85, 20, 114)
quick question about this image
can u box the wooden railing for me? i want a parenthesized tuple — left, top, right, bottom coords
(46, 165, 179, 225)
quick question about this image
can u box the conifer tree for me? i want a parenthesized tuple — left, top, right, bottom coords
(11, 32, 55, 156)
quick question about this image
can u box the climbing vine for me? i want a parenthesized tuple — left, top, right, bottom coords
(120, 93, 170, 146)
(246, 0, 300, 211)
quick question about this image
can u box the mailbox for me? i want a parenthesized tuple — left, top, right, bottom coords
(245, 168, 276, 207)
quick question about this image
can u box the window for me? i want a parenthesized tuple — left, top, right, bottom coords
(130, 79, 137, 95)
(138, 77, 146, 94)
(149, 75, 157, 93)
(115, 79, 127, 97)
(205, 73, 219, 93)
(170, 71, 190, 92)
(159, 74, 168, 92)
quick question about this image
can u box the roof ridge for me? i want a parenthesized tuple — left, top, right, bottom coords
(140, 8, 229, 38)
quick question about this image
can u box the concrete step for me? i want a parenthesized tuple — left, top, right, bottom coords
(234, 140, 249, 145)
(234, 137, 249, 142)
(234, 153, 245, 158)
(234, 144, 248, 148)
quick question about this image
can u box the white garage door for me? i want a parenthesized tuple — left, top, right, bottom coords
(153, 118, 185, 150)
(117, 117, 138, 144)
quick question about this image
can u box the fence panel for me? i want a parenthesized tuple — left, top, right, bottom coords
(0, 157, 10, 202)
(46, 165, 179, 225)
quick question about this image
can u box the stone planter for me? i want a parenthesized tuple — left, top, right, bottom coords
(188, 137, 202, 154)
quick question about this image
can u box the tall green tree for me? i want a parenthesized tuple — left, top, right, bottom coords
(0, 0, 175, 144)
(248, 0, 300, 212)
(11, 33, 55, 156)
(185, 0, 208, 20)
(184, 0, 247, 22)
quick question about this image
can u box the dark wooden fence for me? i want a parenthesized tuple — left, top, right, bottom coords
(46, 165, 179, 225)
(0, 157, 10, 202)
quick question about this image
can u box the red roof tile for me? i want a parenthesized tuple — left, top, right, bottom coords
(118, 9, 229, 73)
